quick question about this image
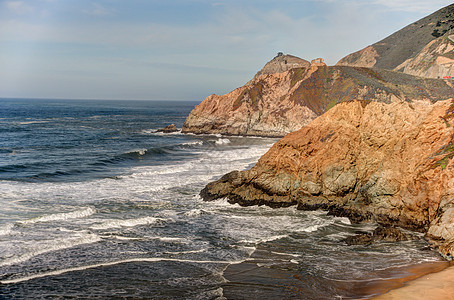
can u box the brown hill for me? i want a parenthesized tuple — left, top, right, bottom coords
(337, 4, 454, 78)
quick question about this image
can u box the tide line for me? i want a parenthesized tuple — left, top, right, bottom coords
(1, 257, 245, 285)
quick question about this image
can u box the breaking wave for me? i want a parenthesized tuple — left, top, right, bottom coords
(89, 216, 165, 230)
(18, 207, 96, 225)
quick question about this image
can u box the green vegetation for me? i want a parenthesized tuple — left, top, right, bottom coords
(433, 100, 454, 169)
(289, 68, 305, 89)
(233, 89, 248, 110)
(326, 98, 337, 110)
(434, 143, 454, 169)
(232, 81, 265, 110)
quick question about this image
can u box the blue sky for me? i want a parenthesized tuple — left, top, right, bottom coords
(0, 0, 452, 101)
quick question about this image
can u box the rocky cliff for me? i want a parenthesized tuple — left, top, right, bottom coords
(201, 99, 454, 259)
(182, 57, 454, 137)
(337, 4, 454, 78)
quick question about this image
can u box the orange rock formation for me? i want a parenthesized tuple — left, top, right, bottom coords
(201, 99, 454, 258)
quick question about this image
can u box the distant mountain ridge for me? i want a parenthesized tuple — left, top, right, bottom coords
(337, 4, 454, 78)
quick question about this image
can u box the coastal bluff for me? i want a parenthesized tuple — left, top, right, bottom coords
(182, 53, 454, 137)
(200, 99, 454, 259)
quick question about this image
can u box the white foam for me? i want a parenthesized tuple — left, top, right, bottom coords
(338, 217, 351, 225)
(0, 257, 247, 284)
(89, 216, 164, 230)
(15, 120, 49, 125)
(164, 248, 207, 255)
(183, 209, 209, 217)
(215, 138, 231, 145)
(18, 207, 96, 225)
(299, 224, 324, 233)
(239, 234, 288, 244)
(0, 223, 14, 236)
(270, 251, 300, 258)
(182, 141, 203, 146)
(146, 130, 183, 136)
(152, 237, 188, 243)
(0, 232, 101, 267)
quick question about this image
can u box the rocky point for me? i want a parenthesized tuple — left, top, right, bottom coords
(182, 53, 454, 137)
(201, 99, 454, 259)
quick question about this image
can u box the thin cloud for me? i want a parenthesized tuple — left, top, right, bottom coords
(372, 0, 452, 13)
(5, 1, 34, 14)
(83, 2, 115, 16)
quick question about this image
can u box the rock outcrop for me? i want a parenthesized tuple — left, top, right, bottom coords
(343, 226, 410, 246)
(155, 124, 179, 133)
(182, 58, 454, 137)
(200, 99, 454, 258)
(248, 53, 310, 84)
(337, 4, 454, 79)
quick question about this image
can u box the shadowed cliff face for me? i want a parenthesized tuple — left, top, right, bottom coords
(200, 99, 454, 259)
(182, 64, 454, 137)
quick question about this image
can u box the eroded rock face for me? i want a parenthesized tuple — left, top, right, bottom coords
(248, 53, 310, 83)
(182, 62, 454, 137)
(201, 99, 454, 258)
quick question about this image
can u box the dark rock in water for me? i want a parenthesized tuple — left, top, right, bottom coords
(344, 233, 374, 246)
(156, 124, 178, 133)
(344, 226, 409, 245)
(373, 225, 408, 242)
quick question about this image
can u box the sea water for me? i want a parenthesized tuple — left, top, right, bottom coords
(0, 98, 444, 299)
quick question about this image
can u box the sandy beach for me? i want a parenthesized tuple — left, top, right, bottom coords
(375, 263, 454, 299)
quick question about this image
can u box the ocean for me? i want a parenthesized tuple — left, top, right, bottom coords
(0, 98, 445, 299)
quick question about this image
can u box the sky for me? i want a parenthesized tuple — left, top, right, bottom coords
(0, 0, 453, 101)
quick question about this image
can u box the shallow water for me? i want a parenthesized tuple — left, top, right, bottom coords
(0, 98, 444, 299)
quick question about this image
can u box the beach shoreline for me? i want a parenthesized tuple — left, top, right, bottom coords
(373, 261, 454, 299)
(220, 245, 452, 299)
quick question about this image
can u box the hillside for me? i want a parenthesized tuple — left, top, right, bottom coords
(337, 4, 454, 78)
(182, 55, 454, 137)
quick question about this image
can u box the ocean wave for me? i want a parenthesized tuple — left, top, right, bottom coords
(149, 236, 189, 243)
(0, 257, 247, 284)
(239, 234, 289, 244)
(142, 129, 183, 136)
(89, 216, 165, 230)
(182, 209, 210, 217)
(299, 224, 326, 233)
(18, 207, 96, 225)
(0, 223, 14, 236)
(14, 120, 50, 125)
(215, 138, 231, 145)
(0, 232, 101, 267)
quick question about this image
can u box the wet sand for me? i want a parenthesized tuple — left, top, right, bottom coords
(222, 249, 452, 299)
(374, 263, 454, 300)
